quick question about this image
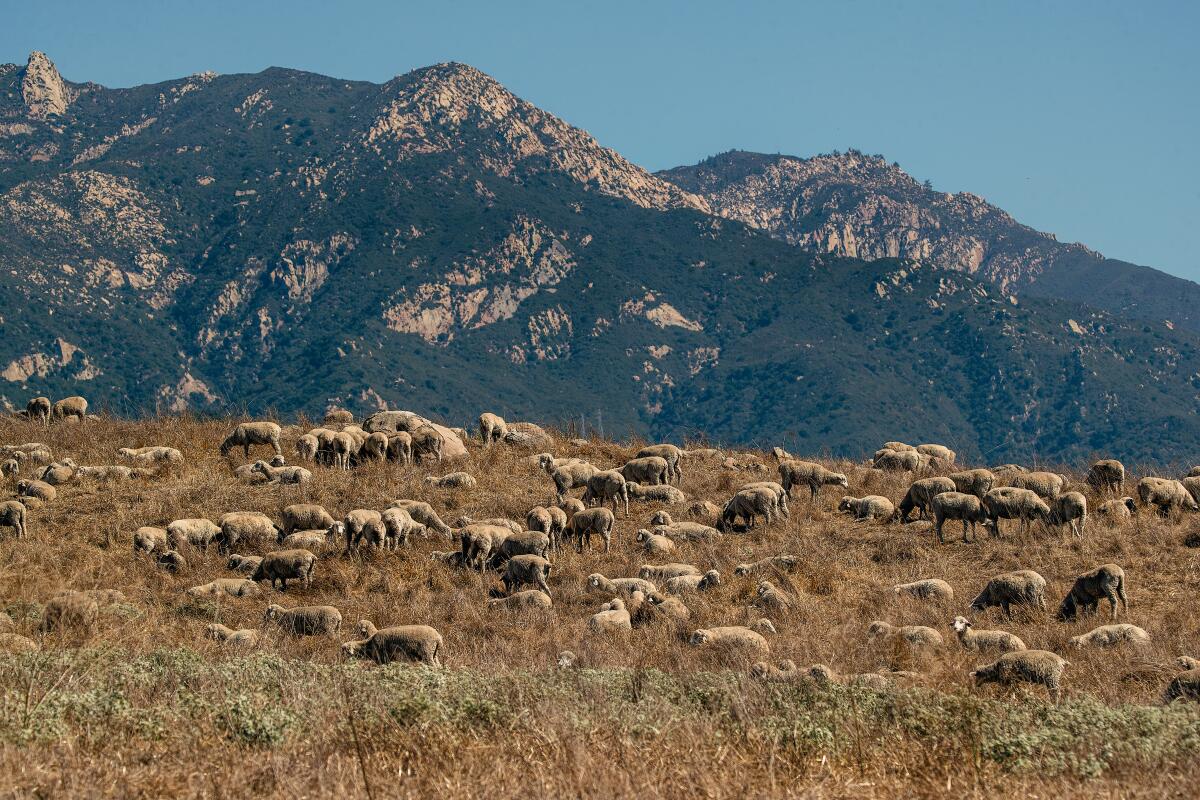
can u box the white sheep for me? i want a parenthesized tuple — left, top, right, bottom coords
(1068, 624, 1150, 648)
(117, 446, 184, 470)
(951, 616, 1026, 653)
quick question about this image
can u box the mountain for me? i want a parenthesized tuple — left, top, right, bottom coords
(658, 150, 1200, 332)
(1, 52, 1199, 463)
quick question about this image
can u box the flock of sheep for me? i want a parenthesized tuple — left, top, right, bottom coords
(2, 397, 1199, 707)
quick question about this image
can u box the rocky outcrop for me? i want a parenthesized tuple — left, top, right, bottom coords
(21, 52, 72, 119)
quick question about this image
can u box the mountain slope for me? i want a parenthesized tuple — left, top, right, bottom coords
(658, 150, 1200, 332)
(1, 53, 1198, 462)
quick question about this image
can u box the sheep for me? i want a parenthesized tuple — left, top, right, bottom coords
(741, 481, 791, 518)
(250, 549, 318, 590)
(777, 460, 848, 500)
(837, 495, 895, 521)
(478, 412, 508, 447)
(205, 624, 260, 647)
(502, 555, 553, 596)
(893, 579, 954, 602)
(457, 523, 512, 568)
(1, 459, 18, 481)
(424, 472, 477, 489)
(643, 591, 690, 623)
(867, 621, 944, 648)
(1057, 563, 1127, 621)
(882, 441, 915, 452)
(455, 516, 523, 533)
(750, 660, 801, 682)
(488, 590, 553, 611)
(550, 461, 599, 503)
(588, 598, 632, 634)
(567, 507, 615, 553)
(897, 477, 956, 522)
(117, 446, 184, 471)
(341, 510, 385, 552)
(1183, 476, 1200, 507)
(328, 431, 356, 469)
(354, 432, 390, 463)
(389, 499, 452, 538)
(753, 579, 795, 612)
(26, 396, 51, 426)
(970, 570, 1048, 616)
(626, 482, 688, 505)
(916, 443, 956, 464)
(251, 460, 312, 485)
(217, 511, 277, 554)
(226, 554, 263, 574)
(51, 396, 88, 422)
(233, 462, 269, 484)
(343, 621, 444, 666)
(37, 459, 77, 486)
(1138, 477, 1199, 515)
(429, 550, 468, 569)
(733, 555, 799, 577)
(263, 604, 342, 636)
(40, 591, 99, 631)
(1097, 497, 1136, 520)
(1069, 624, 1150, 649)
(639, 563, 700, 581)
(535, 453, 584, 473)
(664, 570, 721, 595)
(132, 526, 168, 554)
(16, 479, 55, 503)
(74, 465, 145, 483)
(805, 664, 892, 690)
(992, 464, 1027, 477)
(374, 507, 416, 551)
(0, 501, 27, 539)
(386, 432, 413, 464)
(687, 627, 770, 660)
(13, 447, 53, 468)
(873, 449, 924, 472)
(324, 408, 355, 425)
(951, 616, 1026, 653)
(167, 518, 221, 551)
(1007, 471, 1066, 499)
(492, 531, 551, 563)
(971, 650, 1068, 702)
(582, 470, 630, 517)
(587, 573, 656, 597)
(982, 487, 1050, 536)
(931, 492, 989, 543)
(219, 421, 282, 458)
(1086, 459, 1125, 494)
(280, 504, 335, 536)
(949, 469, 995, 499)
(1164, 664, 1200, 703)
(156, 550, 187, 573)
(410, 425, 445, 464)
(635, 528, 676, 556)
(186, 579, 262, 599)
(717, 488, 775, 531)
(619, 456, 669, 487)
(685, 500, 722, 523)
(1049, 491, 1087, 536)
(653, 519, 722, 543)
(636, 444, 685, 483)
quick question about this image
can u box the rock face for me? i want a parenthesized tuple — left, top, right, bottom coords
(658, 150, 1200, 331)
(20, 52, 71, 118)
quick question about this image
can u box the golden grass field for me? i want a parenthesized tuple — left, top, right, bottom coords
(0, 413, 1198, 798)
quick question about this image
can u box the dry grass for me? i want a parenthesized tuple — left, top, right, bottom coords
(0, 413, 1198, 798)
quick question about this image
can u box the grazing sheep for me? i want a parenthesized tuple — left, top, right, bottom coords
(951, 616, 1026, 653)
(186, 578, 262, 599)
(217, 511, 277, 554)
(1097, 497, 1136, 520)
(341, 510, 385, 552)
(636, 444, 685, 483)
(0, 501, 27, 539)
(327, 431, 356, 470)
(40, 591, 99, 631)
(688, 627, 770, 660)
(837, 495, 895, 521)
(949, 469, 996, 499)
(492, 531, 550, 563)
(567, 507, 616, 553)
(488, 590, 553, 611)
(777, 460, 848, 500)
(293, 432, 319, 461)
(205, 624, 260, 647)
(717, 488, 776, 531)
(550, 461, 599, 503)
(263, 604, 342, 636)
(132, 526, 168, 554)
(734, 555, 799, 577)
(898, 477, 956, 522)
(167, 518, 222, 551)
(502, 555, 553, 596)
(250, 460, 312, 485)
(983, 487, 1051, 536)
(931, 492, 989, 543)
(1182, 476, 1200, 507)
(353, 432, 390, 464)
(389, 499, 452, 538)
(971, 650, 1068, 702)
(117, 446, 184, 470)
(1138, 477, 1199, 515)
(1087, 460, 1125, 494)
(219, 421, 282, 458)
(639, 563, 700, 581)
(343, 621, 444, 666)
(1069, 624, 1150, 649)
(16, 479, 55, 503)
(635, 528, 676, 556)
(582, 470, 630, 517)
(1164, 664, 1200, 703)
(587, 573, 656, 597)
(384, 432, 413, 464)
(873, 449, 924, 472)
(37, 459, 77, 486)
(915, 443, 956, 464)
(226, 554, 263, 574)
(535, 453, 584, 473)
(277, 530, 331, 552)
(893, 579, 954, 602)
(1057, 563, 1127, 621)
(478, 412, 508, 446)
(805, 664, 892, 690)
(51, 396, 88, 422)
(1, 459, 18, 481)
(588, 598, 632, 634)
(280, 504, 335, 536)
(410, 425, 445, 464)
(626, 481, 688, 505)
(457, 523, 512, 568)
(1049, 491, 1088, 536)
(155, 550, 187, 573)
(26, 396, 51, 426)
(970, 570, 1048, 616)
(424, 472, 477, 489)
(620, 456, 669, 487)
(1007, 471, 1066, 499)
(251, 549, 317, 590)
(742, 481, 791, 518)
(664, 570, 721, 595)
(754, 580, 795, 612)
(867, 621, 944, 648)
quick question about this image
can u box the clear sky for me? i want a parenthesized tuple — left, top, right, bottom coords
(4, 0, 1197, 280)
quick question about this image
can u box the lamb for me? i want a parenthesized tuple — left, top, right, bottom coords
(635, 528, 676, 556)
(26, 396, 51, 426)
(951, 616, 1026, 653)
(734, 555, 799, 577)
(1164, 663, 1200, 703)
(867, 621, 944, 648)
(280, 504, 336, 536)
(250, 460, 312, 485)
(205, 624, 260, 647)
(897, 477, 956, 522)
(40, 591, 99, 631)
(1057, 563, 1127, 621)
(16, 479, 55, 503)
(1068, 624, 1150, 648)
(217, 511, 277, 554)
(970, 570, 1048, 616)
(931, 492, 989, 543)
(893, 579, 954, 602)
(753, 579, 795, 612)
(424, 472, 477, 489)
(37, 459, 77, 486)
(639, 563, 700, 581)
(582, 470, 630, 517)
(619, 456, 669, 486)
(551, 461, 599, 503)
(251, 549, 317, 590)
(501, 555, 553, 596)
(264, 604, 342, 636)
(1048, 491, 1088, 536)
(132, 526, 168, 554)
(410, 425, 445, 464)
(389, 499, 452, 538)
(488, 590, 553, 611)
(777, 459, 848, 500)
(1087, 459, 1126, 494)
(915, 443, 956, 464)
(971, 650, 1068, 702)
(0, 501, 27, 539)
(186, 579, 262, 599)
(155, 550, 187, 573)
(51, 396, 88, 422)
(1137, 477, 1199, 515)
(636, 444, 685, 483)
(626, 482, 688, 505)
(717, 488, 776, 531)
(567, 507, 615, 553)
(219, 421, 282, 458)
(664, 570, 721, 594)
(1007, 471, 1066, 499)
(226, 554, 263, 573)
(386, 432, 413, 464)
(587, 573, 656, 597)
(688, 626, 770, 660)
(478, 412, 509, 446)
(117, 446, 184, 470)
(1097, 497, 1136, 520)
(837, 495, 895, 521)
(949, 469, 996, 499)
(343, 621, 444, 666)
(588, 598, 632, 634)
(982, 487, 1050, 536)
(167, 518, 222, 551)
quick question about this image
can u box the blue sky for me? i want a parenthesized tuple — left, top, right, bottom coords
(4, 0, 1197, 280)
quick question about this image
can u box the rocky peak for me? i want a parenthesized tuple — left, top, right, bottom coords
(21, 51, 71, 118)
